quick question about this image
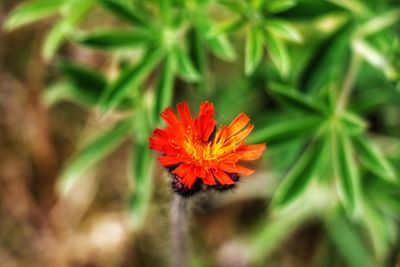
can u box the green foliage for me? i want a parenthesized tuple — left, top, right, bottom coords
(5, 0, 400, 265)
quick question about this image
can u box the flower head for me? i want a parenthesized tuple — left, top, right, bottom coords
(149, 101, 266, 196)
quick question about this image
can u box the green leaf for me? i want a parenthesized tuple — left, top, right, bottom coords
(248, 115, 322, 144)
(4, 0, 64, 31)
(42, 0, 93, 61)
(58, 60, 107, 90)
(355, 9, 400, 37)
(155, 54, 175, 121)
(58, 118, 134, 193)
(272, 136, 327, 208)
(265, 19, 302, 43)
(174, 47, 200, 82)
(130, 141, 153, 226)
(101, 47, 165, 112)
(340, 111, 367, 135)
(58, 60, 107, 104)
(265, 0, 297, 13)
(326, 215, 374, 267)
(245, 27, 264, 75)
(352, 39, 396, 80)
(332, 132, 362, 217)
(76, 29, 152, 49)
(352, 136, 397, 182)
(327, 0, 369, 15)
(269, 83, 326, 115)
(263, 32, 290, 77)
(300, 22, 351, 92)
(98, 0, 149, 26)
(207, 34, 237, 61)
(43, 20, 70, 61)
(208, 18, 244, 37)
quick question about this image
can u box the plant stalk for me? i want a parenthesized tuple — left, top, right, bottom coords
(171, 194, 188, 267)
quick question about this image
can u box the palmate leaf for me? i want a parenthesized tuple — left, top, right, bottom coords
(58, 118, 134, 194)
(100, 47, 165, 112)
(248, 115, 322, 145)
(76, 29, 153, 49)
(268, 83, 327, 115)
(98, 0, 149, 26)
(245, 27, 264, 75)
(352, 136, 397, 183)
(332, 132, 362, 217)
(272, 136, 328, 208)
(4, 0, 65, 31)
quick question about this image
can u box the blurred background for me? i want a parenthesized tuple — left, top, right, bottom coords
(1, 0, 400, 266)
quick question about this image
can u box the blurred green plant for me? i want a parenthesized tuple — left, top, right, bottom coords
(4, 0, 400, 266)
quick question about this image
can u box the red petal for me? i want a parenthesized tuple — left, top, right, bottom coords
(203, 171, 217, 185)
(177, 102, 193, 127)
(161, 107, 180, 127)
(158, 155, 182, 166)
(173, 163, 192, 177)
(182, 171, 197, 188)
(236, 144, 266, 160)
(212, 169, 235, 185)
(234, 124, 254, 142)
(228, 113, 250, 136)
(219, 163, 255, 175)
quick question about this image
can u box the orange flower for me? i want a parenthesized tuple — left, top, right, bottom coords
(149, 101, 266, 196)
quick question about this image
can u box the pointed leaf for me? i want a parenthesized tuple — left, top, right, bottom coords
(326, 215, 374, 267)
(101, 47, 165, 112)
(248, 115, 322, 144)
(98, 0, 149, 26)
(265, 19, 302, 43)
(42, 0, 93, 61)
(356, 9, 400, 37)
(58, 118, 134, 193)
(245, 28, 264, 75)
(352, 136, 397, 182)
(155, 54, 175, 121)
(207, 34, 237, 61)
(58, 60, 107, 103)
(353, 39, 396, 79)
(272, 136, 327, 208)
(76, 29, 152, 49)
(269, 83, 326, 115)
(340, 111, 367, 135)
(130, 141, 153, 226)
(174, 47, 200, 82)
(4, 0, 64, 31)
(263, 32, 290, 77)
(332, 132, 362, 217)
(265, 0, 297, 13)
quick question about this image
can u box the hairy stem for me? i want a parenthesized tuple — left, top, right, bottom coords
(336, 53, 362, 115)
(171, 194, 188, 267)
